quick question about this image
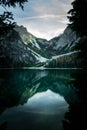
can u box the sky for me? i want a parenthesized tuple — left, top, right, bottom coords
(0, 0, 73, 40)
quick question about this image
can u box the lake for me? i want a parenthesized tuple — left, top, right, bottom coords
(0, 69, 87, 130)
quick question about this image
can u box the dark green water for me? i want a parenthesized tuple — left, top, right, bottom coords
(0, 69, 87, 130)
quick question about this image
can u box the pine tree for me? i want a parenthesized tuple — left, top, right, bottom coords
(0, 0, 28, 9)
(68, 0, 87, 35)
(68, 0, 87, 69)
(0, 0, 28, 35)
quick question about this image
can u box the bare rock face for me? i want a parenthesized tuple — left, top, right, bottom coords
(44, 26, 87, 68)
(54, 26, 78, 49)
(0, 25, 51, 67)
(47, 26, 82, 55)
(0, 30, 37, 67)
(0, 25, 85, 68)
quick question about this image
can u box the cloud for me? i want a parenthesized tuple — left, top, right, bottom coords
(0, 0, 73, 40)
(16, 16, 68, 40)
(30, 0, 72, 16)
(15, 14, 69, 40)
(18, 14, 65, 20)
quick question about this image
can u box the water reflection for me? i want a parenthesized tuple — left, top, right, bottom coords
(63, 70, 87, 130)
(0, 90, 68, 130)
(0, 69, 83, 130)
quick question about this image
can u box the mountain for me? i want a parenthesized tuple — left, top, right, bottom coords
(45, 35, 61, 56)
(0, 30, 37, 67)
(47, 26, 81, 55)
(44, 51, 81, 68)
(0, 25, 50, 67)
(44, 26, 86, 68)
(15, 25, 51, 58)
(0, 25, 84, 68)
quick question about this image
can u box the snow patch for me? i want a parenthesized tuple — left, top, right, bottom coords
(23, 40, 40, 49)
(33, 42, 40, 49)
(27, 47, 48, 62)
(52, 51, 80, 60)
(24, 41, 28, 45)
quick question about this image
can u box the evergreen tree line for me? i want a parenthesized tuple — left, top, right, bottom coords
(68, 0, 87, 69)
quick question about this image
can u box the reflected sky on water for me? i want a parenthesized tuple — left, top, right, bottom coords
(0, 69, 84, 130)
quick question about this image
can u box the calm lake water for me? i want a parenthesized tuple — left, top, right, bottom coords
(0, 69, 87, 130)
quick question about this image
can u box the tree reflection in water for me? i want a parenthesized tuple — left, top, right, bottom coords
(63, 70, 87, 130)
(0, 69, 86, 130)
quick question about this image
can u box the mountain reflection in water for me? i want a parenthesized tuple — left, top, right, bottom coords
(0, 69, 86, 130)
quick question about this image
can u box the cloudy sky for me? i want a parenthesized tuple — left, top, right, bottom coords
(1, 0, 73, 40)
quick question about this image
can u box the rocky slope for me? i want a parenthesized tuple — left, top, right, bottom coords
(44, 51, 82, 68)
(0, 30, 36, 67)
(15, 25, 51, 58)
(0, 28, 48, 67)
(44, 26, 86, 68)
(0, 25, 84, 68)
(47, 26, 81, 55)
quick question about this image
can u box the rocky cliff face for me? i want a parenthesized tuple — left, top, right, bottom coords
(0, 30, 38, 67)
(43, 26, 86, 68)
(0, 25, 53, 67)
(47, 26, 81, 55)
(15, 25, 51, 58)
(0, 25, 83, 68)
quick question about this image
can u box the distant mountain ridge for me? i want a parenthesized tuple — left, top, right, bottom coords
(0, 25, 84, 68)
(48, 26, 81, 55)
